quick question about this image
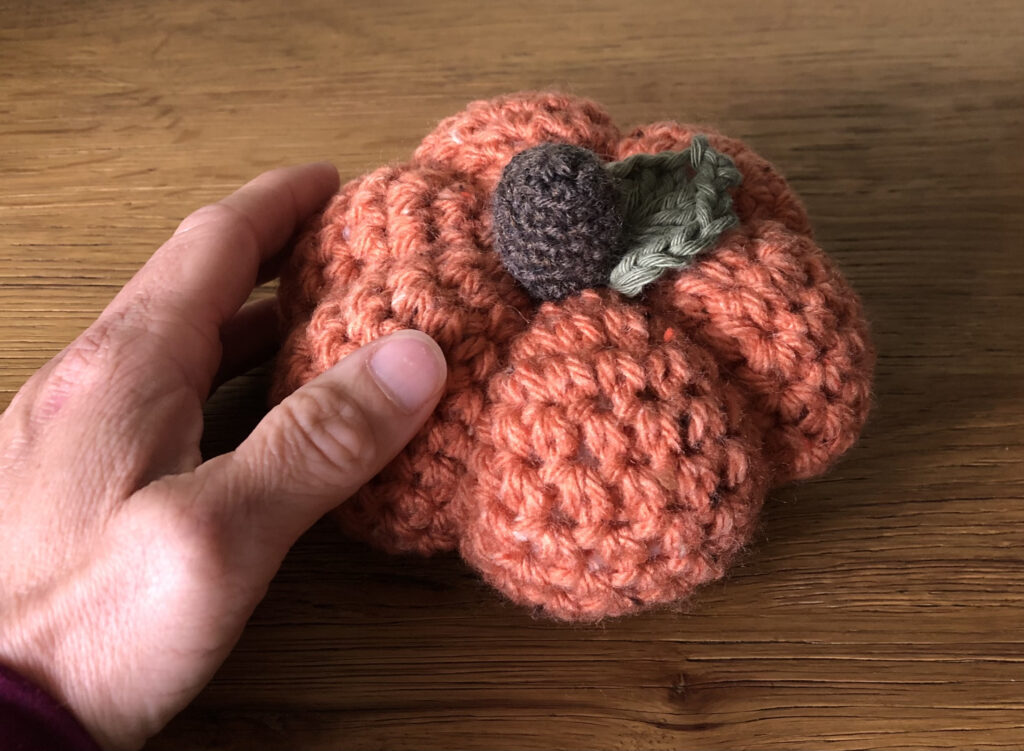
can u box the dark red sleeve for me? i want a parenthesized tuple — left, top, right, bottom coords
(0, 662, 100, 751)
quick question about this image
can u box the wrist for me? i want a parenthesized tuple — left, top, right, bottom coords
(0, 586, 141, 750)
(0, 659, 100, 751)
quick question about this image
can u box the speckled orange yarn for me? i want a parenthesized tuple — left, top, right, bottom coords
(274, 92, 874, 621)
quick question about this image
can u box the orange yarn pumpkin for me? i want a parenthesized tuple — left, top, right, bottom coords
(274, 92, 874, 620)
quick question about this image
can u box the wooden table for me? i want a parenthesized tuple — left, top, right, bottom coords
(3, 1, 1023, 748)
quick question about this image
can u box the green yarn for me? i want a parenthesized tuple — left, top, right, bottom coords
(605, 136, 742, 297)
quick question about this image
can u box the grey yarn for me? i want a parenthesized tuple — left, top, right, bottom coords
(606, 136, 742, 297)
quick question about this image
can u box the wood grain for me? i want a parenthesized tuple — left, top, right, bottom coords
(2, 0, 1023, 748)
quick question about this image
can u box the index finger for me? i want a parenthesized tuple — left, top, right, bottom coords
(102, 162, 340, 393)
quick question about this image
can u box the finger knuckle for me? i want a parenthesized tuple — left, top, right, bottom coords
(29, 319, 135, 423)
(177, 202, 258, 248)
(178, 202, 229, 230)
(278, 384, 379, 482)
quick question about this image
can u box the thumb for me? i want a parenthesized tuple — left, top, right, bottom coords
(206, 329, 447, 547)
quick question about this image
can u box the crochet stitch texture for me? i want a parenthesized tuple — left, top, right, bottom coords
(492, 142, 623, 301)
(274, 92, 874, 621)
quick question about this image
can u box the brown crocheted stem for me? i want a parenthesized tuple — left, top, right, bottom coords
(492, 143, 624, 301)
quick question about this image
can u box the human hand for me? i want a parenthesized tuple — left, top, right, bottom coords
(0, 163, 447, 749)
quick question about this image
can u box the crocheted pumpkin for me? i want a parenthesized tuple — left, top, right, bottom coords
(273, 92, 874, 621)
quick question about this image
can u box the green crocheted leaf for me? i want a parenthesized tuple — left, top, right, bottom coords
(605, 136, 742, 297)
